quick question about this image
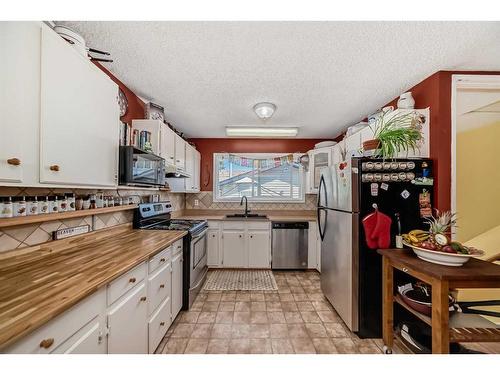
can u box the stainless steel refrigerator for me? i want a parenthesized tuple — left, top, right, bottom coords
(317, 157, 433, 338)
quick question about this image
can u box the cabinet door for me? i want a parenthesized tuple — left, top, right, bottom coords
(171, 252, 183, 320)
(345, 132, 362, 158)
(162, 125, 176, 165)
(207, 229, 220, 267)
(39, 26, 119, 187)
(174, 135, 186, 171)
(307, 221, 318, 269)
(107, 282, 148, 354)
(247, 231, 271, 268)
(52, 316, 106, 354)
(311, 148, 332, 192)
(0, 22, 41, 184)
(194, 150, 201, 191)
(184, 144, 195, 192)
(222, 231, 246, 267)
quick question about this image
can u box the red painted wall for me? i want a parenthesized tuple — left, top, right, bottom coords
(189, 138, 328, 191)
(93, 62, 145, 124)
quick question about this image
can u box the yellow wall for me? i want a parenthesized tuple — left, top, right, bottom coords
(456, 120, 500, 243)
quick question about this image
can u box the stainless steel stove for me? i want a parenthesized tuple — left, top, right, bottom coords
(134, 202, 208, 309)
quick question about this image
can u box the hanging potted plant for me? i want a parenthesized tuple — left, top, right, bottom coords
(363, 110, 425, 159)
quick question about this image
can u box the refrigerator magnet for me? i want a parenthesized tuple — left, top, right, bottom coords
(370, 183, 379, 196)
(380, 183, 389, 191)
(401, 190, 410, 199)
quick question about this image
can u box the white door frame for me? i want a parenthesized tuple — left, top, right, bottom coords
(450, 74, 500, 233)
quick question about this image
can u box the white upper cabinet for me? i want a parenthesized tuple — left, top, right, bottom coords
(307, 147, 333, 194)
(174, 134, 186, 172)
(132, 119, 176, 165)
(162, 125, 176, 165)
(184, 144, 201, 193)
(194, 150, 201, 191)
(39, 25, 119, 187)
(0, 22, 41, 185)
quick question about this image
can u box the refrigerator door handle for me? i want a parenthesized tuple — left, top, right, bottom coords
(318, 173, 327, 208)
(317, 207, 326, 241)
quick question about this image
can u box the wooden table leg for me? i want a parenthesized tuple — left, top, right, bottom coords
(382, 256, 394, 352)
(431, 279, 450, 354)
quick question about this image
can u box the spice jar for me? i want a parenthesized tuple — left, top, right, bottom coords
(49, 196, 58, 213)
(65, 193, 76, 211)
(57, 195, 67, 212)
(13, 196, 27, 217)
(75, 196, 83, 210)
(27, 196, 39, 216)
(108, 196, 115, 207)
(96, 192, 104, 208)
(1, 197, 14, 218)
(38, 196, 49, 214)
(82, 195, 91, 210)
(89, 194, 97, 209)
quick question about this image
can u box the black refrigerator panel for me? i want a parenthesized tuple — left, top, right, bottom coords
(352, 157, 433, 338)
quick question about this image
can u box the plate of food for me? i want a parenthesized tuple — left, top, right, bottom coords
(402, 211, 484, 266)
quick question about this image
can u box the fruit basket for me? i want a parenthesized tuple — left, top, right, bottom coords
(402, 211, 484, 266)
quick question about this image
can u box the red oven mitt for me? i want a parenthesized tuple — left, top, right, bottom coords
(372, 210, 392, 249)
(362, 211, 379, 249)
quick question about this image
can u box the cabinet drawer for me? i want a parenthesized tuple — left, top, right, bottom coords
(107, 262, 147, 305)
(207, 220, 220, 229)
(149, 246, 171, 273)
(246, 221, 270, 230)
(222, 221, 245, 230)
(172, 239, 183, 255)
(5, 288, 105, 354)
(148, 263, 171, 314)
(148, 296, 171, 353)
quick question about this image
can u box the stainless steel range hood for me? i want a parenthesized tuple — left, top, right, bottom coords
(165, 164, 190, 178)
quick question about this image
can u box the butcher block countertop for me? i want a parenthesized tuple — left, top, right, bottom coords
(0, 224, 186, 350)
(176, 209, 317, 222)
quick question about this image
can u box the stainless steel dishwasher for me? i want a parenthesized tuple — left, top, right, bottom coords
(271, 222, 309, 269)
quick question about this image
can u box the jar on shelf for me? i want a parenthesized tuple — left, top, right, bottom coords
(65, 193, 76, 211)
(96, 192, 104, 208)
(38, 196, 49, 214)
(82, 195, 91, 210)
(27, 196, 39, 216)
(58, 195, 67, 212)
(89, 194, 97, 210)
(75, 196, 83, 211)
(0, 197, 14, 218)
(49, 196, 58, 213)
(13, 196, 27, 217)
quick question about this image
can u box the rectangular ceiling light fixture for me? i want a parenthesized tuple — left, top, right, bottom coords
(225, 127, 298, 138)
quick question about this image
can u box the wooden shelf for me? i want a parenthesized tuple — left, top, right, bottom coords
(0, 205, 138, 228)
(394, 294, 500, 343)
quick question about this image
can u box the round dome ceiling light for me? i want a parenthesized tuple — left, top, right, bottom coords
(253, 102, 276, 120)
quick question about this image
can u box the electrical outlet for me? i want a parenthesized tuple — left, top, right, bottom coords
(194, 199, 199, 206)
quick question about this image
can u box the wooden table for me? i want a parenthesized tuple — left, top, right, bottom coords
(378, 249, 500, 354)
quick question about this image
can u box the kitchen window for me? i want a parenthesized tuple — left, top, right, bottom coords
(213, 153, 305, 202)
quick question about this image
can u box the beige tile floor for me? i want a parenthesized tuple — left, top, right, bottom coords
(155, 270, 389, 354)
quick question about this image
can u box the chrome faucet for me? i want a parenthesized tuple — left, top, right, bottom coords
(240, 196, 250, 216)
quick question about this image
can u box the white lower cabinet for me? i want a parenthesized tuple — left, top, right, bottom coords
(222, 230, 246, 267)
(221, 221, 271, 268)
(207, 228, 221, 267)
(247, 231, 271, 268)
(107, 281, 148, 354)
(171, 251, 183, 320)
(4, 241, 186, 354)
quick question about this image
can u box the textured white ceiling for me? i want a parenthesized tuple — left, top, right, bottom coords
(59, 21, 500, 138)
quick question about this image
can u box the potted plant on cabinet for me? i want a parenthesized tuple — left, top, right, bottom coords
(363, 110, 425, 159)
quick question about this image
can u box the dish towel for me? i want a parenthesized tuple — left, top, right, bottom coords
(362, 209, 393, 249)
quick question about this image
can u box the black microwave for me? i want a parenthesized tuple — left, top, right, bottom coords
(119, 146, 166, 187)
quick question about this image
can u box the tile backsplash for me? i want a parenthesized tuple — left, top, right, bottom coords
(185, 191, 317, 211)
(0, 187, 185, 253)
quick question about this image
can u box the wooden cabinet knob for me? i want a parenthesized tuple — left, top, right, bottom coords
(239, 235, 242, 238)
(250, 235, 253, 238)
(49, 165, 60, 171)
(140, 296, 147, 302)
(39, 338, 54, 349)
(160, 322, 165, 326)
(129, 277, 136, 283)
(159, 284, 165, 288)
(7, 158, 21, 166)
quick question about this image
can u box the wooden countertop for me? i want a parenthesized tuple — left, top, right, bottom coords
(176, 209, 317, 222)
(378, 249, 500, 283)
(0, 224, 187, 350)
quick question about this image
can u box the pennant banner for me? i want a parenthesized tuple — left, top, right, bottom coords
(226, 154, 295, 169)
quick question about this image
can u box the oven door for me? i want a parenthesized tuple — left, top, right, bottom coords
(190, 228, 208, 287)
